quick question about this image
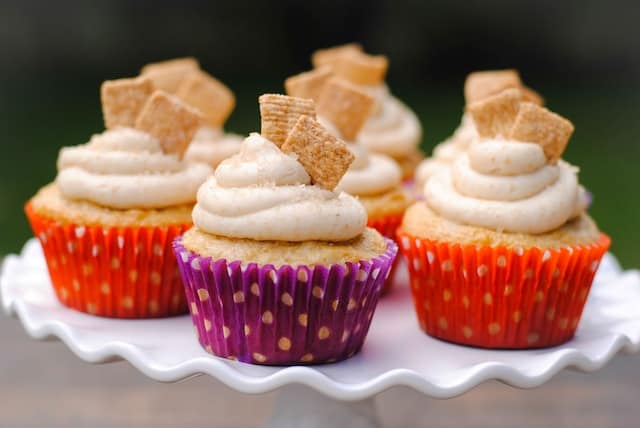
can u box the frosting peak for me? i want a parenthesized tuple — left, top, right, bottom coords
(215, 133, 310, 187)
(356, 85, 422, 158)
(193, 134, 367, 242)
(56, 127, 212, 209)
(415, 114, 477, 189)
(425, 137, 587, 234)
(337, 144, 402, 196)
(184, 126, 244, 168)
(316, 116, 402, 196)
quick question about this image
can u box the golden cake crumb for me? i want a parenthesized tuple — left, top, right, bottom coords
(181, 227, 387, 267)
(282, 115, 354, 190)
(259, 94, 315, 147)
(358, 187, 413, 219)
(100, 76, 153, 129)
(29, 184, 192, 227)
(135, 91, 203, 158)
(402, 202, 601, 249)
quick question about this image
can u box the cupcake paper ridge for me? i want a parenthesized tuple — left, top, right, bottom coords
(25, 202, 190, 318)
(173, 236, 398, 365)
(397, 228, 610, 349)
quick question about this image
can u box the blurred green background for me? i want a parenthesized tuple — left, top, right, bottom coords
(1, 0, 639, 267)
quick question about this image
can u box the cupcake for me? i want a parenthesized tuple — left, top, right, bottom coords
(398, 88, 610, 349)
(140, 57, 243, 169)
(25, 76, 212, 318)
(415, 69, 544, 194)
(286, 71, 412, 293)
(174, 94, 398, 365)
(311, 44, 423, 180)
(185, 127, 243, 168)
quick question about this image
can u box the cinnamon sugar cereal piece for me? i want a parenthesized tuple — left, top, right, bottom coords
(521, 85, 544, 106)
(140, 57, 200, 93)
(333, 51, 389, 86)
(259, 94, 316, 147)
(135, 91, 204, 158)
(100, 77, 153, 129)
(281, 115, 354, 190)
(311, 43, 363, 69)
(464, 69, 522, 105)
(467, 88, 522, 138)
(509, 102, 574, 163)
(176, 70, 235, 127)
(316, 77, 374, 140)
(285, 67, 333, 102)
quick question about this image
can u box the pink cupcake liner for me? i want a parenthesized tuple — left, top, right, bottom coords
(173, 237, 398, 365)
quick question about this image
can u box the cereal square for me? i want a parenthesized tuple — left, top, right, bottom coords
(259, 94, 316, 147)
(316, 77, 374, 140)
(285, 67, 333, 102)
(467, 88, 522, 138)
(135, 91, 203, 158)
(333, 51, 389, 86)
(100, 76, 153, 129)
(140, 57, 200, 93)
(464, 69, 522, 105)
(311, 43, 362, 69)
(509, 102, 574, 163)
(176, 70, 235, 127)
(281, 115, 354, 190)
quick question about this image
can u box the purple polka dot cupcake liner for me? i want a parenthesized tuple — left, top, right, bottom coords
(173, 237, 398, 365)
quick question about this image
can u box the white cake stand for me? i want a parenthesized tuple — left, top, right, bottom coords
(3, 239, 640, 428)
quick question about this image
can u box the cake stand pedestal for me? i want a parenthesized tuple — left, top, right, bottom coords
(267, 385, 380, 428)
(3, 239, 640, 427)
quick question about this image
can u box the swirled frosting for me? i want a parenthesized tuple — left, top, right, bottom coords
(316, 117, 402, 197)
(56, 127, 212, 209)
(185, 126, 243, 168)
(337, 145, 402, 196)
(192, 133, 367, 242)
(415, 114, 477, 190)
(425, 138, 588, 234)
(357, 85, 422, 158)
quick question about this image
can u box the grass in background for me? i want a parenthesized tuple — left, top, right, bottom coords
(1, 80, 638, 268)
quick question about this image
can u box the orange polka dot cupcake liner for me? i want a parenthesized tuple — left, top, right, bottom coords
(173, 237, 398, 365)
(368, 213, 403, 294)
(25, 203, 190, 318)
(396, 228, 611, 349)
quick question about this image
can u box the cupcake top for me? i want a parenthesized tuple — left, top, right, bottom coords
(56, 77, 212, 210)
(192, 94, 367, 242)
(184, 127, 243, 167)
(308, 43, 421, 159)
(336, 141, 402, 197)
(423, 88, 587, 235)
(415, 113, 477, 188)
(416, 69, 544, 190)
(286, 70, 402, 197)
(140, 58, 242, 168)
